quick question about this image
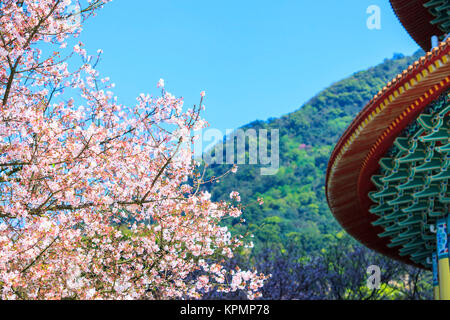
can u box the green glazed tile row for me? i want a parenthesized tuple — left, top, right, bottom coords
(424, 0, 450, 36)
(369, 90, 450, 267)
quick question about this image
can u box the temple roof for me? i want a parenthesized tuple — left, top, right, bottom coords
(325, 39, 450, 268)
(390, 0, 449, 52)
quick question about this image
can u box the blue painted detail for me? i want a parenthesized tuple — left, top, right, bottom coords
(433, 252, 439, 286)
(437, 219, 449, 259)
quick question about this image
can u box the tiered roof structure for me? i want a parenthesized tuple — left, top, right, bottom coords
(390, 0, 449, 52)
(326, 1, 450, 270)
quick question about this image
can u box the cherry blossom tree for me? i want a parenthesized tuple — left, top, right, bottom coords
(0, 0, 266, 299)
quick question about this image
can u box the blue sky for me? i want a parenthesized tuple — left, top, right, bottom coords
(78, 0, 419, 137)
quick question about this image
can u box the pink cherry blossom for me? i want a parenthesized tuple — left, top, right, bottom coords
(0, 0, 267, 300)
(230, 191, 241, 202)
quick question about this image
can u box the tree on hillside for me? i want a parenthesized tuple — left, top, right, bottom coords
(202, 235, 433, 300)
(0, 0, 266, 299)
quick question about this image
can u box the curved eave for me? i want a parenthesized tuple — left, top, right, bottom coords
(326, 39, 450, 269)
(390, 0, 446, 52)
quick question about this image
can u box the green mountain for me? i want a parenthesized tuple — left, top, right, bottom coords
(203, 50, 425, 256)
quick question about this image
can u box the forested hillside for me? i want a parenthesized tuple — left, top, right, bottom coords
(203, 50, 425, 256)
